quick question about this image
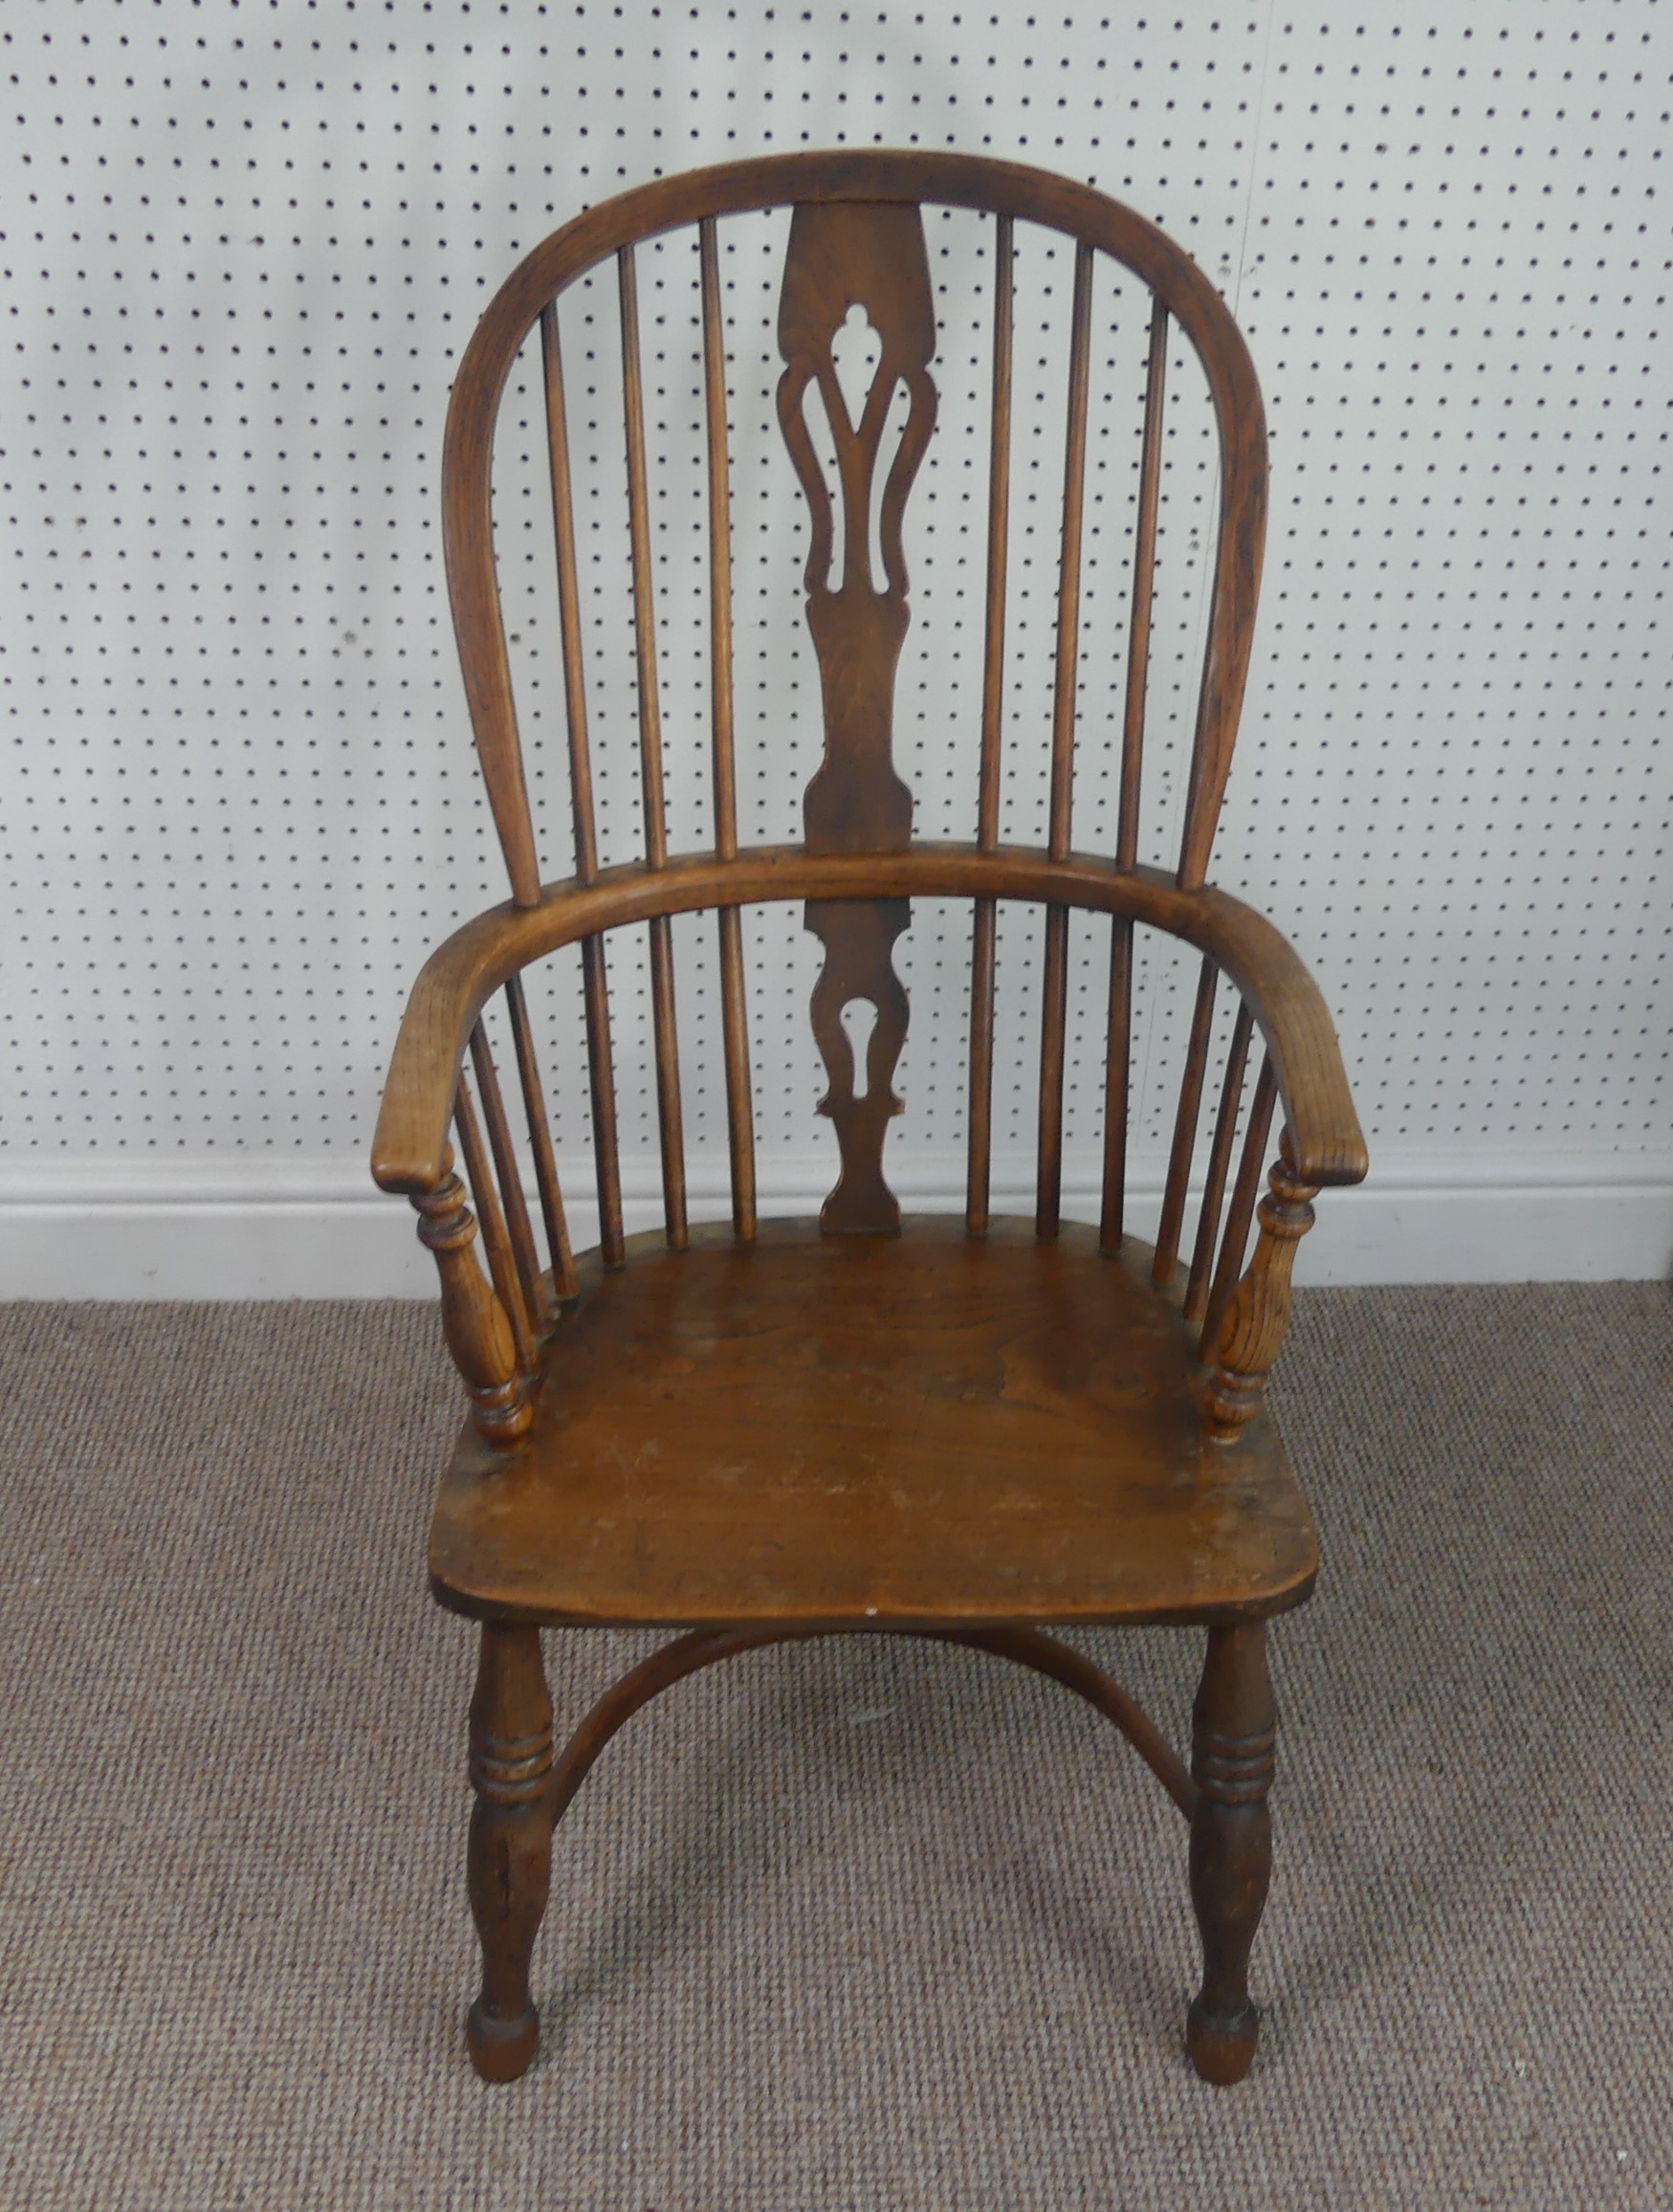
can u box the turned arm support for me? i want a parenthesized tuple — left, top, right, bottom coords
(369, 842, 1370, 1199)
(1198, 1129, 1322, 1444)
(412, 1147, 534, 1447)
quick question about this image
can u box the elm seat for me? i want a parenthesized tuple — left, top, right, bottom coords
(429, 1219, 1318, 1629)
(372, 149, 1368, 2090)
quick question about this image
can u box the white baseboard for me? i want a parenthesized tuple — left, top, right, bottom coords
(4, 1147, 1670, 1299)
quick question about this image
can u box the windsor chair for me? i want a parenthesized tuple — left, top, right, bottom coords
(372, 150, 1367, 2087)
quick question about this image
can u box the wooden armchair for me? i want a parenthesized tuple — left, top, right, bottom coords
(371, 151, 1367, 2087)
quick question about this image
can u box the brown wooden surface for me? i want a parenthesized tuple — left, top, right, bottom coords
(429, 1217, 1318, 1630)
(966, 211, 1011, 1239)
(1119, 297, 1169, 869)
(965, 894, 998, 1235)
(1036, 903, 1070, 1236)
(1186, 1621, 1276, 2083)
(539, 302, 599, 890)
(1186, 1002, 1255, 1324)
(469, 1022, 549, 1338)
(1201, 1135, 1320, 1442)
(805, 896, 910, 1233)
(453, 1074, 535, 1374)
(618, 243, 690, 1247)
(465, 1624, 554, 2082)
(438, 150, 1267, 908)
(1200, 1052, 1278, 1361)
(372, 845, 1367, 1200)
(1100, 917, 1134, 1251)
(502, 974, 579, 1301)
(538, 1622, 1199, 1836)
(390, 152, 1370, 2088)
(1154, 957, 1220, 1285)
(410, 1150, 531, 1446)
(779, 200, 935, 1233)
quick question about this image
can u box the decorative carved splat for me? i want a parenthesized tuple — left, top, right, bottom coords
(807, 896, 910, 1232)
(778, 201, 936, 1232)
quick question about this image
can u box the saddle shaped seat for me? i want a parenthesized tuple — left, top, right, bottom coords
(429, 1217, 1317, 1630)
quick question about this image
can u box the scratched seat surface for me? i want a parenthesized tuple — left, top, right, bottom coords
(429, 1217, 1317, 1629)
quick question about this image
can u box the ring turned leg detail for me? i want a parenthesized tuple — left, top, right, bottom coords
(466, 1622, 555, 2083)
(1186, 1621, 1276, 2086)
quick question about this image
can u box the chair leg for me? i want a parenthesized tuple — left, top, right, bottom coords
(1185, 1621, 1276, 2085)
(465, 1622, 555, 2083)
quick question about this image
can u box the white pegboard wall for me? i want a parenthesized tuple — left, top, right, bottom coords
(3, 0, 1670, 1295)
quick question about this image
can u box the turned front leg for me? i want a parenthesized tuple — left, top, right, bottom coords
(466, 1623, 555, 2082)
(1187, 1622, 1276, 2086)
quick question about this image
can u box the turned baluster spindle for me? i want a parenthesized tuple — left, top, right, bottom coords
(470, 1020, 550, 1336)
(1200, 1125, 1319, 1443)
(411, 1144, 531, 1447)
(620, 242, 690, 1250)
(1184, 1002, 1255, 1324)
(966, 212, 1013, 1238)
(701, 215, 757, 1241)
(1153, 958, 1220, 1286)
(1199, 1053, 1278, 1362)
(504, 972, 580, 1303)
(1036, 244, 1094, 1241)
(454, 1073, 536, 1374)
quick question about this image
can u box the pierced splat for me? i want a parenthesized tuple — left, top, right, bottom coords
(807, 900, 910, 1232)
(778, 200, 936, 1231)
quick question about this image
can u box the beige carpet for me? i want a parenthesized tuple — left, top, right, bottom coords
(1, 1283, 1669, 2209)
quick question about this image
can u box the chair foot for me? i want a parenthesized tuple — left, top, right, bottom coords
(465, 1622, 555, 2085)
(466, 1996, 542, 2083)
(1186, 1996, 1260, 2086)
(1186, 1621, 1275, 2087)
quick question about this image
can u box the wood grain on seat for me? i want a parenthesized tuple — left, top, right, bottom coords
(429, 1219, 1317, 1629)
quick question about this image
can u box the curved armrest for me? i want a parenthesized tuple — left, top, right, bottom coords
(370, 842, 1368, 1197)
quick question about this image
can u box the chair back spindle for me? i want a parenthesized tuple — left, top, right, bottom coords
(965, 212, 1014, 1239)
(1154, 960, 1221, 1286)
(1033, 245, 1095, 1242)
(454, 1072, 537, 1373)
(1098, 298, 1174, 1255)
(1119, 297, 1170, 873)
(469, 1021, 551, 1337)
(617, 244, 690, 1250)
(503, 973, 580, 1302)
(539, 301, 627, 1265)
(701, 217, 759, 1242)
(1184, 1002, 1255, 1325)
(1200, 1052, 1278, 1358)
